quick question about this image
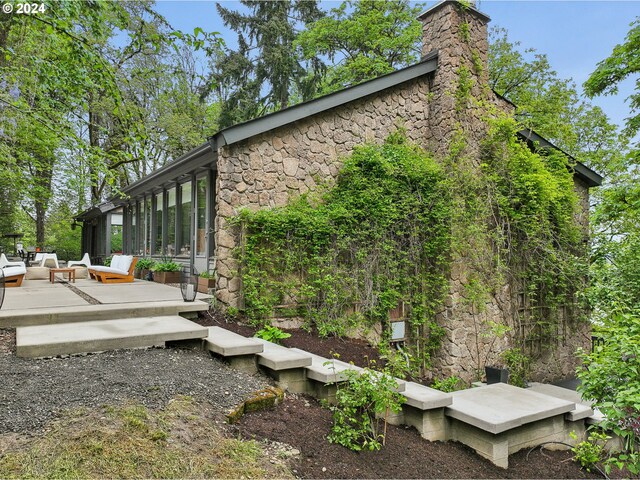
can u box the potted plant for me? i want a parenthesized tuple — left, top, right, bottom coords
(152, 261, 181, 284)
(198, 271, 215, 293)
(136, 258, 155, 280)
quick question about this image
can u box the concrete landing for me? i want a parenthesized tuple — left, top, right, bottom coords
(0, 300, 209, 328)
(16, 316, 208, 358)
(446, 383, 575, 434)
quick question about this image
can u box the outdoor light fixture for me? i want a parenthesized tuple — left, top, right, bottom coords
(70, 220, 79, 230)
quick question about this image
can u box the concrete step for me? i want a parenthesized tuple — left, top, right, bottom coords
(527, 382, 594, 421)
(204, 326, 264, 356)
(255, 339, 312, 371)
(0, 300, 209, 328)
(16, 316, 209, 358)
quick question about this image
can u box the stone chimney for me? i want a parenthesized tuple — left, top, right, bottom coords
(418, 1, 492, 157)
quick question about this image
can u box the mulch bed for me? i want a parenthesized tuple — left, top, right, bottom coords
(201, 311, 619, 479)
(198, 310, 382, 368)
(233, 393, 612, 479)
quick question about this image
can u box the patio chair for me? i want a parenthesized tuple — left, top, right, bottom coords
(68, 253, 91, 268)
(38, 253, 59, 269)
(91, 256, 138, 284)
(88, 254, 119, 280)
(0, 253, 25, 269)
(2, 265, 27, 287)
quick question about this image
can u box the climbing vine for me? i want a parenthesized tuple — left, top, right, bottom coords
(233, 132, 452, 372)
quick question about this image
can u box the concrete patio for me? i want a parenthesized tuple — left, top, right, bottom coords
(1, 277, 212, 357)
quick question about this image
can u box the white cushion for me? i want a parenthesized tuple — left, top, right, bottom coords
(109, 255, 122, 270)
(119, 255, 133, 273)
(34, 253, 44, 262)
(91, 265, 128, 275)
(3, 266, 27, 276)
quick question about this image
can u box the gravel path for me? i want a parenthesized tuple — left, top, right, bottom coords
(0, 344, 271, 434)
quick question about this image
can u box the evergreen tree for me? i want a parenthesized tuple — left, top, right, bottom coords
(211, 0, 323, 128)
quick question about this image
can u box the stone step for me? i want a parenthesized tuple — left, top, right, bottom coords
(0, 301, 209, 328)
(290, 348, 362, 383)
(254, 339, 312, 371)
(204, 326, 264, 356)
(16, 316, 209, 358)
(403, 381, 452, 410)
(527, 383, 594, 421)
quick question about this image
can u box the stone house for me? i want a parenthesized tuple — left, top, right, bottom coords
(78, 0, 601, 382)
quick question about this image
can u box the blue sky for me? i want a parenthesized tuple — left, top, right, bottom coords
(153, 0, 639, 133)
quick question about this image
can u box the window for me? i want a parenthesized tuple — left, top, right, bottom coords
(179, 182, 192, 257)
(167, 188, 176, 256)
(155, 192, 163, 254)
(196, 178, 207, 256)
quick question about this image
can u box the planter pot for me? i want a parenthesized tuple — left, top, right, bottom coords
(134, 269, 141, 279)
(198, 277, 215, 293)
(140, 268, 153, 281)
(485, 366, 509, 385)
(153, 271, 180, 284)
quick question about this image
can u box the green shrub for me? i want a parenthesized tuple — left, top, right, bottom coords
(199, 271, 215, 279)
(570, 430, 609, 472)
(136, 258, 155, 270)
(152, 261, 181, 272)
(328, 366, 404, 452)
(500, 348, 530, 388)
(432, 375, 464, 392)
(255, 326, 291, 344)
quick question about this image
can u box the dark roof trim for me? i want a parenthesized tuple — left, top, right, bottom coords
(121, 142, 216, 198)
(418, 0, 491, 23)
(518, 129, 603, 187)
(75, 200, 125, 221)
(213, 52, 439, 148)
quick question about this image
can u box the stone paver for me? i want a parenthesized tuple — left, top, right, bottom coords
(205, 326, 263, 356)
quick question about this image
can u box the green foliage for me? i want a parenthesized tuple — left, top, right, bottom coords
(570, 430, 609, 472)
(584, 18, 640, 142)
(152, 261, 181, 272)
(136, 258, 156, 270)
(104, 256, 112, 267)
(234, 132, 452, 373)
(296, 0, 422, 95)
(328, 366, 405, 451)
(578, 309, 640, 474)
(431, 375, 465, 392)
(211, 0, 323, 127)
(500, 348, 530, 388)
(459, 22, 471, 43)
(255, 326, 291, 345)
(199, 271, 215, 279)
(455, 65, 474, 112)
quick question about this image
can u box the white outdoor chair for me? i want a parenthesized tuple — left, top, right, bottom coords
(0, 253, 25, 269)
(68, 253, 92, 268)
(39, 253, 59, 269)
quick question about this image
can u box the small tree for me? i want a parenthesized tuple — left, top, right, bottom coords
(328, 366, 405, 451)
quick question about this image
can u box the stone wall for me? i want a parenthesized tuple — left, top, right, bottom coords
(214, 76, 432, 307)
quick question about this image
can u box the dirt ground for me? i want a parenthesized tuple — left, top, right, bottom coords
(201, 312, 621, 479)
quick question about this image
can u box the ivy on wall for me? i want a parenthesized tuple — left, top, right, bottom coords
(233, 132, 452, 370)
(233, 116, 586, 373)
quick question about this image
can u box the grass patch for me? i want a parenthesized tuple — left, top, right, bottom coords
(0, 396, 293, 479)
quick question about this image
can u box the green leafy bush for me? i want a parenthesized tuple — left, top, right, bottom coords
(199, 271, 215, 279)
(578, 308, 640, 475)
(500, 348, 530, 388)
(152, 261, 181, 272)
(570, 430, 609, 472)
(328, 366, 405, 451)
(136, 258, 155, 270)
(432, 375, 464, 392)
(254, 326, 291, 344)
